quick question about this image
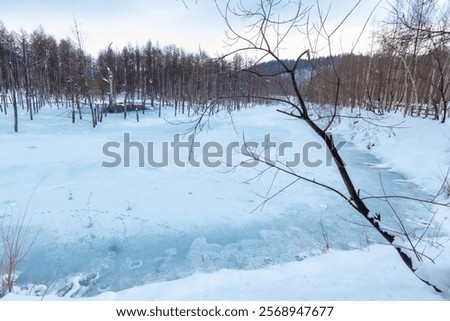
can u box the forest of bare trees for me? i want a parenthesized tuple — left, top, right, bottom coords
(0, 0, 449, 133)
(0, 21, 273, 132)
(306, 0, 450, 122)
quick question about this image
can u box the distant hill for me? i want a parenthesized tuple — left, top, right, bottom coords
(256, 56, 338, 74)
(255, 56, 339, 83)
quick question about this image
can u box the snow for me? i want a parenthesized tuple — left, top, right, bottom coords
(3, 245, 443, 301)
(90, 244, 445, 301)
(332, 110, 450, 195)
(0, 104, 449, 300)
(333, 109, 450, 298)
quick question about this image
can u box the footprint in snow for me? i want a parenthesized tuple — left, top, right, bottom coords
(129, 260, 143, 270)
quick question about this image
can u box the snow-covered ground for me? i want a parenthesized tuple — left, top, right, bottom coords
(0, 104, 449, 300)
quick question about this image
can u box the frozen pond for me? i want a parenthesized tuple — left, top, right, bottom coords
(0, 107, 438, 297)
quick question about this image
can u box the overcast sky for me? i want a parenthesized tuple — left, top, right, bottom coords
(0, 0, 389, 58)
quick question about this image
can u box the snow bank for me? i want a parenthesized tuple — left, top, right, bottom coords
(333, 109, 450, 195)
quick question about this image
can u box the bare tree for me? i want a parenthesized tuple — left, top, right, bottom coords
(71, 19, 98, 127)
(0, 206, 37, 296)
(389, 0, 450, 122)
(212, 0, 449, 293)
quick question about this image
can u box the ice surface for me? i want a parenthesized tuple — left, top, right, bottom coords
(0, 106, 445, 297)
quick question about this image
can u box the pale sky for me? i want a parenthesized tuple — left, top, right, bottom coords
(0, 0, 389, 58)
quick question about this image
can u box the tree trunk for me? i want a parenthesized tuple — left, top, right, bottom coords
(12, 89, 18, 133)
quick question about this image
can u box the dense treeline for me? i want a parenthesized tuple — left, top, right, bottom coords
(0, 21, 271, 131)
(0, 0, 449, 133)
